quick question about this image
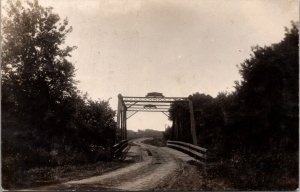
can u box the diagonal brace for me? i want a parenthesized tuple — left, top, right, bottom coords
(127, 111, 138, 119)
(161, 111, 170, 118)
(127, 102, 138, 109)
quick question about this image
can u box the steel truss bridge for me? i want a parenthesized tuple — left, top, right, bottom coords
(117, 94, 198, 145)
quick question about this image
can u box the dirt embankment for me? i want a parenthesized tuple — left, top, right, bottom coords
(7, 159, 133, 190)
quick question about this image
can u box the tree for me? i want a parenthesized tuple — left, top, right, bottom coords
(75, 98, 117, 149)
(166, 22, 298, 189)
(2, 1, 117, 188)
(1, 0, 120, 189)
(1, 0, 80, 187)
(2, 0, 77, 145)
(168, 92, 224, 149)
(235, 22, 299, 153)
(222, 22, 299, 189)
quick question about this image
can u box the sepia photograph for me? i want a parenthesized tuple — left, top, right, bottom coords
(1, 0, 299, 191)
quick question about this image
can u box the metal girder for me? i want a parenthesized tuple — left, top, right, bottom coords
(116, 94, 197, 145)
(123, 97, 188, 103)
(119, 96, 187, 113)
(119, 94, 127, 110)
(124, 100, 185, 103)
(123, 96, 187, 99)
(127, 102, 138, 109)
(127, 111, 138, 119)
(127, 108, 169, 112)
(128, 106, 170, 109)
(161, 112, 170, 118)
(127, 104, 171, 107)
(188, 99, 198, 145)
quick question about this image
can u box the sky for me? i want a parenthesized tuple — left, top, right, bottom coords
(6, 0, 298, 131)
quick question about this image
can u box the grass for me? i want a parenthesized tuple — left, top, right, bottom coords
(4, 160, 133, 190)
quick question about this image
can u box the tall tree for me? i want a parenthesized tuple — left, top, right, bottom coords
(235, 22, 299, 153)
(2, 1, 118, 188)
(1, 0, 81, 187)
(2, 0, 77, 146)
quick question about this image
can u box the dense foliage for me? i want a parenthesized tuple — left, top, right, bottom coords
(2, 0, 117, 188)
(166, 22, 299, 190)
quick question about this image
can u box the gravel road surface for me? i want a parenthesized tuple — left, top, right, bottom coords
(27, 138, 217, 191)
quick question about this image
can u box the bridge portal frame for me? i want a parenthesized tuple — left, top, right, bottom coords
(116, 94, 198, 145)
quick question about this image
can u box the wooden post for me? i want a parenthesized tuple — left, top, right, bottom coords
(189, 99, 198, 145)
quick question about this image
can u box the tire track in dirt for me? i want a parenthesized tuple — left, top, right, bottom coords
(27, 138, 200, 191)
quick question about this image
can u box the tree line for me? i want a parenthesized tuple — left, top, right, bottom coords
(164, 22, 298, 190)
(2, 0, 117, 187)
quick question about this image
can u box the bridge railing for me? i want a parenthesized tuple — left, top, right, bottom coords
(112, 140, 129, 159)
(167, 140, 208, 164)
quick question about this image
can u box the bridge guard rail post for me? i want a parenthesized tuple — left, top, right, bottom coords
(112, 140, 129, 159)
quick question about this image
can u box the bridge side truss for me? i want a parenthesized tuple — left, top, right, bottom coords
(116, 94, 198, 145)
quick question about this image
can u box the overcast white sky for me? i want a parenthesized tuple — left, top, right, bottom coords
(7, 0, 299, 131)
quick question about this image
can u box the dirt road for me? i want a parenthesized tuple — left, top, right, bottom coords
(29, 138, 225, 191)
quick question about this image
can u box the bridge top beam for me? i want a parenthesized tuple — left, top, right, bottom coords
(118, 94, 189, 113)
(122, 96, 188, 103)
(123, 96, 188, 99)
(127, 109, 169, 112)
